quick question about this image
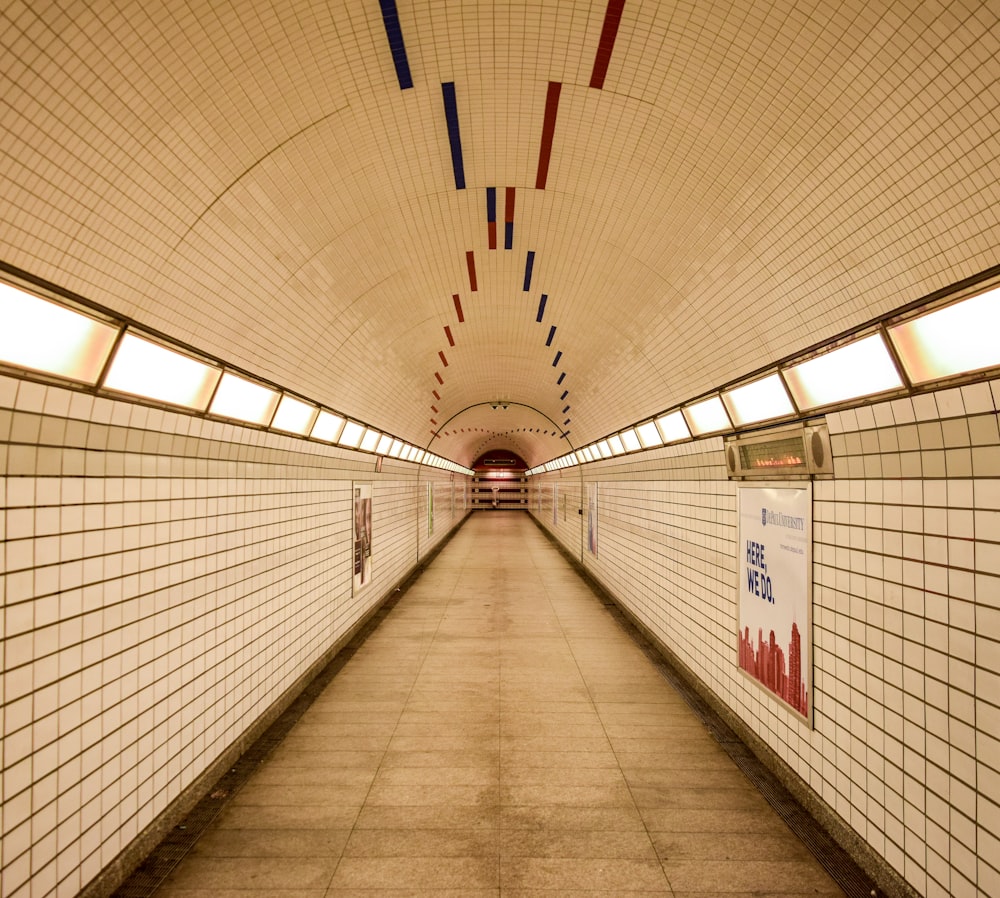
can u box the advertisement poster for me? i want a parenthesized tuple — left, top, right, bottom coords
(552, 484, 558, 526)
(587, 483, 598, 556)
(353, 483, 372, 593)
(737, 485, 812, 724)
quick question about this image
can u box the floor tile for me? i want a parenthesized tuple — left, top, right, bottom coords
(144, 513, 843, 898)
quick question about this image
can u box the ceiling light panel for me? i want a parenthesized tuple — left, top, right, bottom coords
(620, 428, 641, 452)
(635, 421, 662, 448)
(338, 420, 365, 448)
(684, 396, 731, 435)
(655, 411, 691, 443)
(889, 285, 1000, 383)
(209, 372, 280, 425)
(311, 411, 345, 443)
(271, 394, 319, 435)
(103, 332, 220, 410)
(722, 373, 795, 427)
(0, 281, 119, 384)
(783, 333, 903, 410)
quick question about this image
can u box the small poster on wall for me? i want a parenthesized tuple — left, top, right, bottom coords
(587, 483, 598, 556)
(737, 484, 812, 725)
(353, 483, 373, 593)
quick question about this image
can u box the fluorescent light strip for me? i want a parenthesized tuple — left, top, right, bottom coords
(272, 394, 319, 435)
(310, 411, 344, 443)
(0, 281, 119, 384)
(360, 428, 381, 452)
(722, 373, 794, 427)
(620, 428, 641, 452)
(684, 396, 730, 435)
(635, 421, 662, 448)
(889, 284, 1000, 383)
(104, 332, 220, 410)
(338, 420, 365, 448)
(210, 372, 280, 425)
(784, 333, 902, 410)
(655, 411, 690, 443)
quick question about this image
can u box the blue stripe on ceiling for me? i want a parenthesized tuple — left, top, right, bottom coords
(560, 390, 568, 400)
(546, 325, 556, 346)
(486, 187, 496, 222)
(536, 293, 547, 321)
(378, 0, 413, 89)
(524, 251, 535, 291)
(505, 221, 514, 250)
(557, 372, 566, 384)
(442, 82, 465, 189)
(552, 351, 562, 366)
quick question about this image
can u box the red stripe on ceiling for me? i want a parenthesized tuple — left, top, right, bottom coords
(431, 405, 438, 413)
(505, 187, 516, 222)
(590, 0, 626, 89)
(433, 389, 440, 400)
(430, 418, 437, 425)
(435, 371, 444, 384)
(439, 350, 449, 367)
(488, 221, 497, 249)
(535, 82, 562, 190)
(444, 325, 455, 346)
(466, 251, 478, 291)
(452, 294, 464, 322)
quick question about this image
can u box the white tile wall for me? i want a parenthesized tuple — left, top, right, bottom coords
(0, 375, 465, 898)
(531, 378, 1000, 898)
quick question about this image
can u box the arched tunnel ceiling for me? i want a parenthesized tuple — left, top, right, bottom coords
(2, 1, 998, 468)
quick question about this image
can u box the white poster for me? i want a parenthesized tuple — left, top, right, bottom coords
(737, 485, 812, 724)
(353, 483, 372, 593)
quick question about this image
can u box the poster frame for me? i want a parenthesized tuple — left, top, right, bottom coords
(736, 482, 813, 727)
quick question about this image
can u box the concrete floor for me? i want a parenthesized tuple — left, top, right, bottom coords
(155, 511, 844, 896)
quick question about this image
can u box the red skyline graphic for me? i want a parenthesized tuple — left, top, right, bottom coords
(739, 621, 808, 717)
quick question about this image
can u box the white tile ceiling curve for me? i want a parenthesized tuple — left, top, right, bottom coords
(1, 1, 998, 468)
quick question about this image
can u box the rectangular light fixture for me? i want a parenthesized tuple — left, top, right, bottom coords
(376, 434, 393, 454)
(683, 396, 731, 435)
(607, 434, 625, 455)
(655, 410, 690, 443)
(575, 449, 587, 464)
(360, 428, 381, 452)
(311, 410, 345, 443)
(103, 332, 220, 409)
(635, 421, 663, 448)
(0, 281, 119, 384)
(388, 438, 404, 457)
(338, 420, 365, 448)
(209, 372, 280, 425)
(722, 373, 795, 427)
(596, 440, 612, 458)
(271, 394, 319, 435)
(783, 333, 902, 410)
(889, 284, 1000, 383)
(620, 427, 641, 452)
